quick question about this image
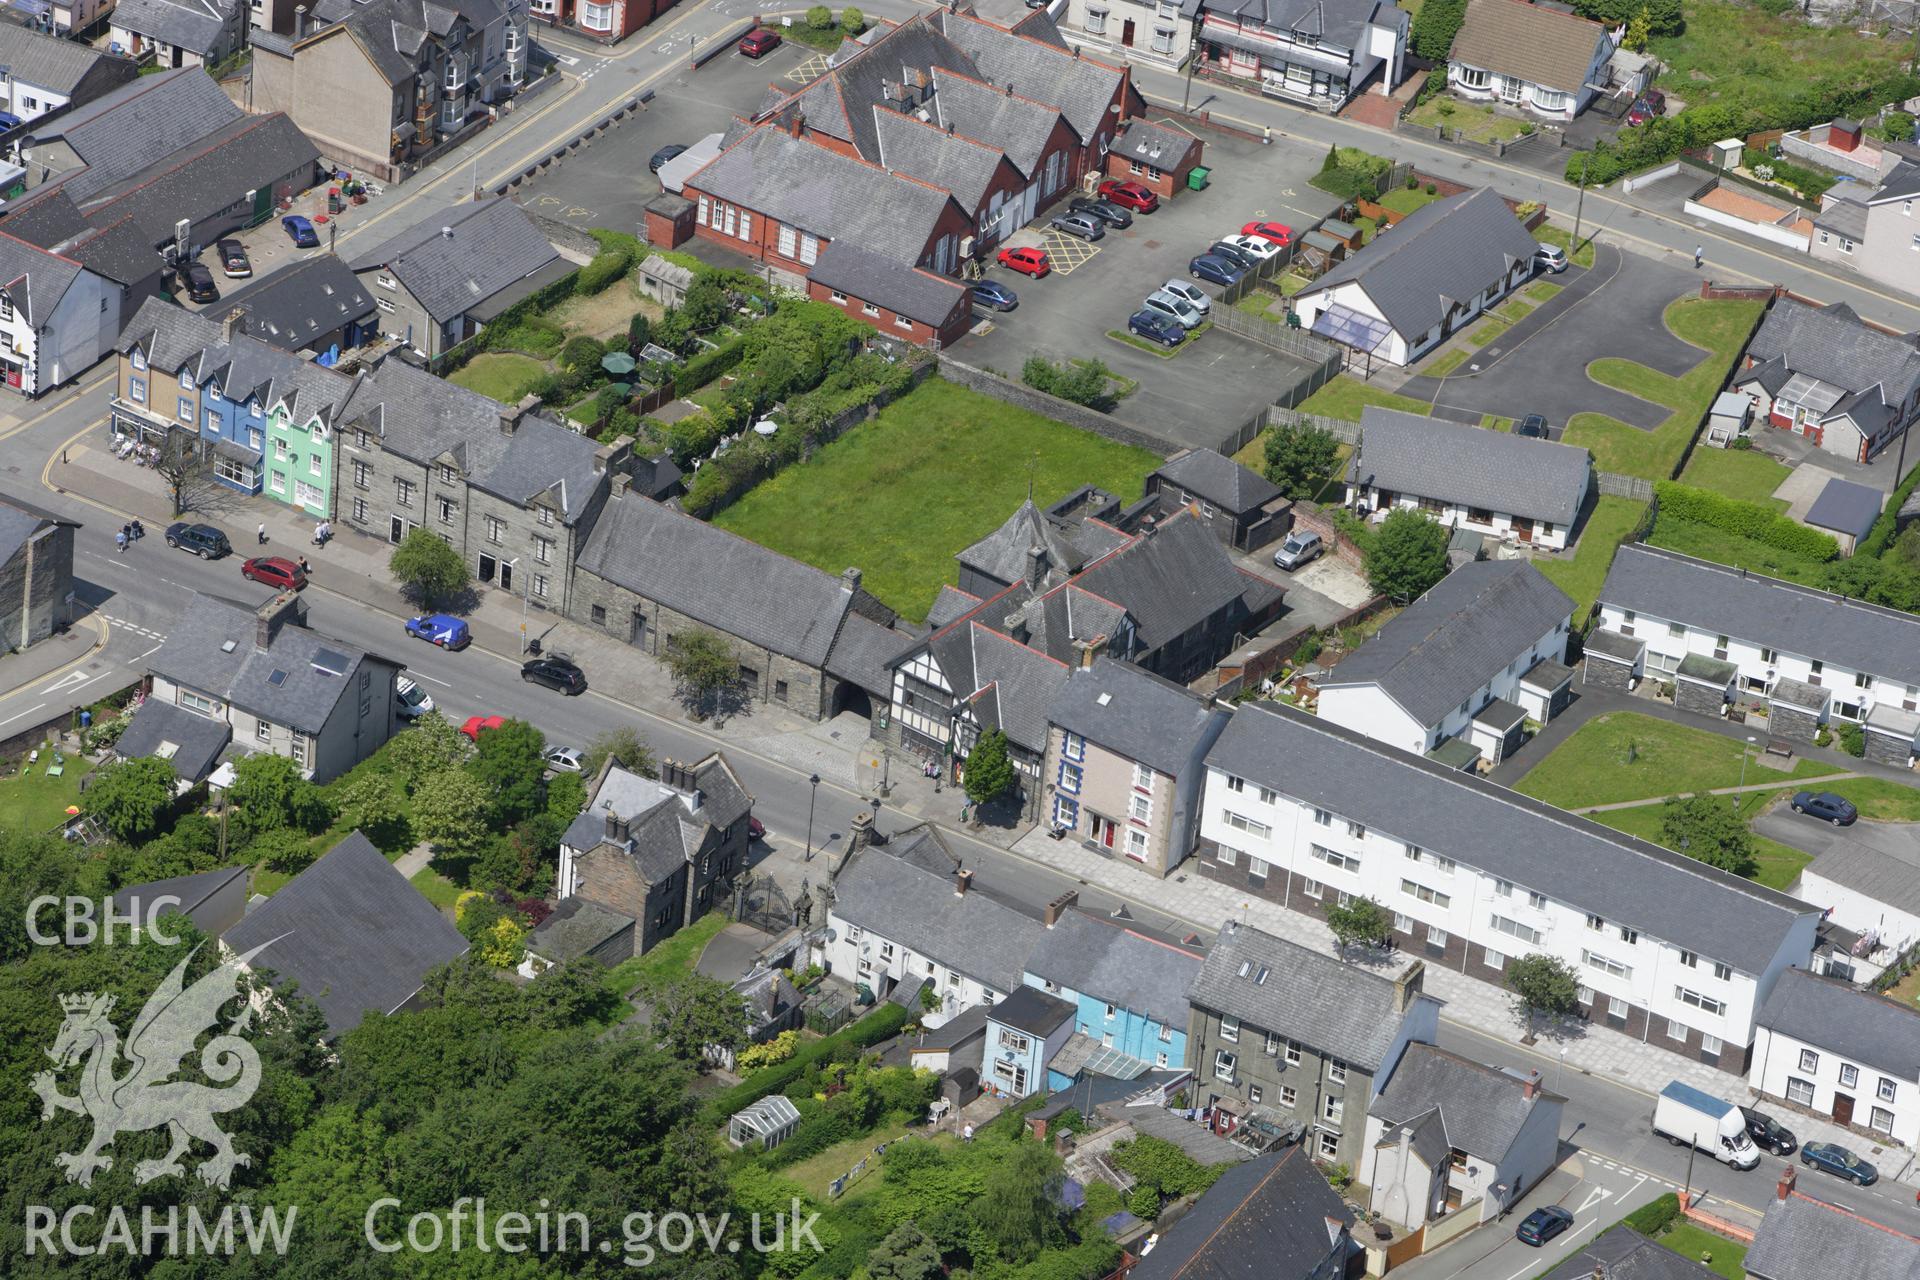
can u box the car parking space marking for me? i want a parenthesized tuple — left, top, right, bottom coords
(786, 53, 830, 83)
(1039, 231, 1100, 273)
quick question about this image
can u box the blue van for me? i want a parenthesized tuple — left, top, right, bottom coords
(403, 613, 471, 650)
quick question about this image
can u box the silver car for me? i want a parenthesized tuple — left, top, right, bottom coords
(1050, 211, 1105, 242)
(1159, 279, 1212, 314)
(1143, 289, 1204, 329)
(1273, 529, 1324, 571)
(542, 745, 586, 773)
(1534, 243, 1568, 273)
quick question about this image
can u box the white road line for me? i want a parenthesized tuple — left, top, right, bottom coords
(135, 642, 164, 660)
(0, 701, 47, 730)
(407, 671, 453, 688)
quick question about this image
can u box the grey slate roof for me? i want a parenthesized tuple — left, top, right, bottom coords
(1746, 297, 1920, 439)
(117, 296, 357, 430)
(76, 113, 320, 247)
(1154, 448, 1282, 513)
(1583, 627, 1644, 662)
(148, 593, 398, 735)
(0, 491, 71, 562)
(1189, 920, 1435, 1071)
(1746, 1190, 1920, 1280)
(1598, 544, 1920, 687)
(1805, 477, 1882, 542)
(910, 1002, 989, 1051)
(1351, 406, 1592, 526)
(113, 698, 232, 782)
(203, 255, 376, 352)
(987, 983, 1075, 1034)
(524, 897, 634, 964)
(824, 610, 915, 699)
(110, 865, 249, 936)
(1371, 1042, 1557, 1161)
(1111, 119, 1199, 169)
(1304, 189, 1541, 342)
(1048, 656, 1222, 775)
(830, 843, 1044, 993)
(928, 584, 984, 629)
(562, 755, 750, 884)
(930, 68, 1062, 179)
(806, 239, 967, 327)
(0, 25, 131, 96)
(110, 0, 234, 57)
(1022, 907, 1204, 1029)
(1757, 967, 1920, 1081)
(1129, 1145, 1353, 1280)
(1675, 652, 1737, 685)
(48, 68, 243, 199)
(1543, 1225, 1724, 1280)
(0, 231, 83, 328)
(928, 8, 1126, 143)
(1321, 560, 1571, 727)
(870, 106, 1008, 213)
(958, 497, 1102, 587)
(1071, 512, 1273, 652)
(1206, 703, 1815, 974)
(1769, 675, 1828, 711)
(226, 832, 467, 1035)
(347, 199, 559, 324)
(1192, 0, 1394, 53)
(961, 623, 1072, 754)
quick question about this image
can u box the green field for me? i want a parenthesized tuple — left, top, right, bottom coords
(1678, 447, 1792, 509)
(1647, 517, 1830, 587)
(1513, 711, 1836, 809)
(1535, 496, 1647, 620)
(1294, 375, 1430, 421)
(712, 379, 1159, 621)
(1651, 0, 1910, 109)
(1590, 792, 1812, 891)
(0, 761, 91, 836)
(450, 353, 548, 402)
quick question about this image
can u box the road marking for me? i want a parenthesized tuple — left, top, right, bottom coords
(38, 670, 94, 695)
(0, 701, 47, 730)
(1576, 1186, 1615, 1215)
(135, 642, 164, 660)
(407, 670, 454, 688)
(1040, 230, 1101, 273)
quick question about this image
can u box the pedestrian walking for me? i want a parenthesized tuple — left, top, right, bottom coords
(257, 522, 267, 544)
(115, 531, 126, 554)
(1694, 244, 1704, 269)
(312, 521, 325, 546)
(962, 1123, 974, 1143)
(297, 555, 311, 575)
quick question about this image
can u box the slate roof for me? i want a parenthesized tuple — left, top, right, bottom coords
(225, 832, 468, 1036)
(988, 983, 1075, 1035)
(110, 0, 235, 57)
(928, 8, 1127, 143)
(1371, 1042, 1557, 1161)
(0, 490, 71, 563)
(203, 255, 376, 352)
(1191, 0, 1401, 54)
(1598, 544, 1920, 687)
(928, 584, 985, 629)
(561, 755, 750, 884)
(1303, 189, 1542, 342)
(870, 106, 1009, 212)
(524, 897, 634, 964)
(807, 239, 967, 327)
(959, 623, 1072, 754)
(1023, 907, 1204, 1029)
(1128, 1145, 1353, 1280)
(911, 1003, 990, 1051)
(0, 232, 82, 328)
(930, 68, 1063, 178)
(958, 497, 1102, 587)
(824, 610, 915, 699)
(1206, 702, 1815, 973)
(0, 25, 131, 95)
(148, 593, 398, 735)
(1351, 406, 1592, 526)
(75, 113, 320, 247)
(57, 215, 162, 288)
(117, 296, 358, 429)
(1189, 920, 1434, 1071)
(1745, 298, 1920, 438)
(1805, 477, 1883, 542)
(347, 199, 559, 324)
(1111, 118, 1199, 169)
(1071, 513, 1273, 652)
(109, 865, 249, 936)
(1757, 967, 1920, 1081)
(1746, 1190, 1920, 1280)
(1154, 448, 1282, 513)
(1320, 560, 1572, 727)
(47, 67, 243, 199)
(829, 843, 1044, 993)
(1542, 1225, 1724, 1280)
(1048, 656, 1222, 775)
(113, 698, 232, 782)
(1449, 0, 1609, 94)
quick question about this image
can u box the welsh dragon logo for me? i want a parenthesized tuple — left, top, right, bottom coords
(31, 941, 274, 1190)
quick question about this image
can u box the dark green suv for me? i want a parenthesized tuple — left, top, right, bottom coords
(165, 522, 230, 558)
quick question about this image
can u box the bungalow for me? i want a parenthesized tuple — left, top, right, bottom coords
(1291, 188, 1541, 366)
(1447, 0, 1617, 122)
(1731, 297, 1920, 464)
(1749, 967, 1920, 1148)
(1746, 1168, 1920, 1280)
(1189, 0, 1407, 113)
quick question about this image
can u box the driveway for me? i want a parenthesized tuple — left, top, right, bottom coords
(1755, 808, 1920, 868)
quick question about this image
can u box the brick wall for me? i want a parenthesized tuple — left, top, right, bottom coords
(938, 361, 1172, 454)
(1289, 504, 1367, 568)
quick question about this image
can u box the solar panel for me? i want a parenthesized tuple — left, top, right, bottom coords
(311, 647, 350, 676)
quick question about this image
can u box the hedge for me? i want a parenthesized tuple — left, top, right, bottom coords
(1653, 481, 1840, 562)
(432, 265, 582, 375)
(1860, 459, 1920, 560)
(675, 335, 748, 396)
(700, 1002, 910, 1124)
(577, 245, 635, 295)
(1624, 1193, 1680, 1237)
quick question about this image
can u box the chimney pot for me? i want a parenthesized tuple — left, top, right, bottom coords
(1522, 1070, 1540, 1100)
(843, 566, 862, 593)
(605, 810, 629, 842)
(1777, 1166, 1797, 1201)
(1043, 889, 1078, 926)
(222, 306, 247, 341)
(954, 868, 973, 897)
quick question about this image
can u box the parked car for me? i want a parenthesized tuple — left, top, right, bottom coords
(1534, 243, 1568, 274)
(281, 214, 319, 248)
(737, 26, 782, 57)
(404, 613, 472, 649)
(522, 653, 587, 695)
(1516, 414, 1548, 438)
(648, 143, 689, 173)
(1160, 279, 1212, 314)
(1740, 1107, 1798, 1156)
(748, 816, 766, 839)
(1792, 790, 1858, 826)
(1127, 309, 1185, 348)
(971, 280, 1019, 311)
(0, 111, 22, 132)
(1219, 232, 1283, 263)
(1626, 98, 1659, 127)
(181, 262, 218, 303)
(396, 676, 433, 719)
(460, 714, 506, 741)
(1187, 254, 1241, 288)
(997, 246, 1050, 278)
(216, 239, 251, 278)
(1098, 179, 1159, 212)
(165, 522, 230, 559)
(1273, 529, 1323, 571)
(1069, 196, 1132, 228)
(1802, 1141, 1877, 1185)
(1514, 1206, 1573, 1247)
(1143, 289, 1204, 329)
(543, 745, 586, 773)
(1240, 219, 1293, 246)
(1050, 211, 1105, 242)
(241, 556, 306, 590)
(1207, 240, 1262, 271)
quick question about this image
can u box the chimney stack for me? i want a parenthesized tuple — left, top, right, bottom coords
(848, 810, 874, 855)
(1073, 636, 1101, 669)
(842, 566, 862, 594)
(1025, 544, 1047, 589)
(1005, 612, 1029, 645)
(610, 473, 631, 499)
(1043, 889, 1078, 927)
(954, 868, 973, 897)
(294, 3, 307, 36)
(222, 306, 248, 342)
(605, 809, 630, 843)
(254, 591, 302, 652)
(1522, 1070, 1540, 1100)
(1392, 960, 1425, 1013)
(1777, 1166, 1797, 1202)
(788, 109, 805, 139)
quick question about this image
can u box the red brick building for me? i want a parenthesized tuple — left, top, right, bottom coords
(1103, 118, 1205, 199)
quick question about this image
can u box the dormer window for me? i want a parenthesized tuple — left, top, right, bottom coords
(207, 383, 222, 402)
(179, 369, 194, 390)
(131, 348, 147, 370)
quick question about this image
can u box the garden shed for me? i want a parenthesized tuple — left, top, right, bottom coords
(728, 1095, 802, 1150)
(639, 254, 695, 309)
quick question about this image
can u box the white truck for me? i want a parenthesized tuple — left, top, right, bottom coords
(1653, 1081, 1760, 1169)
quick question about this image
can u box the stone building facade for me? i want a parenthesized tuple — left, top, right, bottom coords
(0, 499, 76, 651)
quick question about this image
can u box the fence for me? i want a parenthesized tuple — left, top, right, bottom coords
(1208, 305, 1345, 368)
(1595, 471, 1655, 500)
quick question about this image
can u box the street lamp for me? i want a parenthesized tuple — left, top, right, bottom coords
(804, 773, 821, 862)
(1556, 1045, 1567, 1094)
(1736, 734, 1757, 810)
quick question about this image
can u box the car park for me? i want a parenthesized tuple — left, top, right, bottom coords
(1206, 240, 1261, 272)
(1160, 279, 1212, 314)
(165, 522, 230, 558)
(1220, 232, 1283, 263)
(1802, 1141, 1877, 1185)
(216, 239, 252, 278)
(1143, 289, 1204, 329)
(281, 214, 319, 248)
(1069, 196, 1132, 228)
(522, 653, 587, 695)
(972, 280, 1019, 311)
(1740, 1107, 1798, 1156)
(543, 745, 586, 773)
(1127, 309, 1185, 347)
(1187, 254, 1241, 288)
(1050, 211, 1105, 241)
(1098, 179, 1159, 212)
(997, 246, 1050, 278)
(460, 714, 506, 741)
(241, 556, 306, 590)
(648, 143, 689, 173)
(396, 677, 434, 718)
(1273, 529, 1323, 570)
(1514, 1206, 1573, 1247)
(404, 613, 472, 649)
(1534, 243, 1568, 274)
(1516, 414, 1548, 438)
(738, 27, 782, 57)
(1792, 790, 1858, 826)
(181, 261, 219, 303)
(1240, 220, 1293, 246)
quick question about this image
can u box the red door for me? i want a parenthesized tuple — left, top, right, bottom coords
(1513, 517, 1534, 544)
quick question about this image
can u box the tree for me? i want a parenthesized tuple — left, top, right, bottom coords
(868, 1221, 942, 1280)
(664, 629, 740, 719)
(1321, 142, 1340, 173)
(582, 725, 657, 780)
(545, 771, 587, 824)
(974, 1139, 1067, 1261)
(963, 729, 1015, 805)
(476, 915, 527, 968)
(1505, 953, 1580, 1033)
(252, 826, 320, 874)
(1622, 4, 1651, 51)
(805, 3, 833, 29)
(626, 310, 652, 355)
(1366, 508, 1450, 603)
(679, 278, 729, 335)
(842, 5, 865, 32)
(1324, 894, 1395, 956)
(388, 527, 469, 607)
(332, 772, 411, 852)
(1262, 421, 1339, 499)
(467, 717, 547, 825)
(414, 768, 493, 858)
(85, 756, 178, 843)
(639, 972, 748, 1063)
(386, 711, 469, 788)
(229, 752, 328, 839)
(1409, 0, 1467, 60)
(1883, 111, 1917, 143)
(1659, 793, 1758, 878)
(151, 430, 209, 516)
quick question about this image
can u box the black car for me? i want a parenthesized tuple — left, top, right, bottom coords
(1516, 414, 1548, 438)
(181, 262, 218, 303)
(1189, 254, 1242, 288)
(1740, 1107, 1798, 1156)
(1514, 1206, 1574, 1247)
(165, 522, 230, 558)
(1069, 196, 1132, 228)
(1792, 790, 1859, 826)
(1207, 240, 1261, 272)
(521, 654, 587, 695)
(971, 280, 1018, 312)
(216, 238, 252, 278)
(1127, 308, 1185, 348)
(648, 143, 689, 173)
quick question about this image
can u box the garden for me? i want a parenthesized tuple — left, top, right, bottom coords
(788, 4, 869, 51)
(1624, 1194, 1747, 1280)
(1405, 95, 1533, 145)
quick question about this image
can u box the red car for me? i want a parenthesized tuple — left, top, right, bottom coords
(460, 714, 506, 741)
(241, 556, 306, 590)
(997, 245, 1051, 278)
(1098, 179, 1159, 212)
(738, 27, 782, 57)
(1241, 220, 1293, 246)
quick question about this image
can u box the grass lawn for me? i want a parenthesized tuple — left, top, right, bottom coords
(1654, 1221, 1748, 1279)
(410, 866, 464, 911)
(1513, 711, 1838, 809)
(1811, 777, 1920, 823)
(1425, 349, 1470, 378)
(712, 378, 1159, 621)
(1405, 98, 1530, 144)
(1563, 298, 1764, 480)
(0, 761, 92, 835)
(784, 1123, 929, 1200)
(1378, 184, 1444, 215)
(1525, 281, 1563, 303)
(602, 911, 729, 999)
(1651, 0, 1909, 110)
(1647, 517, 1830, 587)
(1294, 375, 1429, 421)
(1535, 497, 1646, 619)
(1465, 317, 1510, 348)
(1278, 270, 1310, 297)
(1679, 447, 1791, 509)
(450, 353, 548, 402)
(545, 282, 657, 341)
(1592, 791, 1812, 891)
(1533, 222, 1597, 270)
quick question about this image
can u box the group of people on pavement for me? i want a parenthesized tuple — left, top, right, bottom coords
(113, 521, 144, 553)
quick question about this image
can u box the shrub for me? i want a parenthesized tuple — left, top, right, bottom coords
(1022, 355, 1114, 410)
(1839, 723, 1866, 758)
(576, 245, 635, 295)
(1405, 173, 1418, 190)
(1409, 0, 1466, 60)
(674, 335, 748, 395)
(700, 1002, 911, 1124)
(1653, 482, 1840, 562)
(805, 4, 832, 28)
(1424, 182, 1437, 194)
(842, 5, 864, 31)
(627, 311, 652, 353)
(1625, 1194, 1681, 1237)
(560, 335, 606, 372)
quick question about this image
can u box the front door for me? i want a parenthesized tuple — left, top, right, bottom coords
(1513, 516, 1534, 544)
(1090, 815, 1116, 847)
(478, 553, 497, 584)
(498, 560, 513, 593)
(389, 515, 406, 544)
(1121, 17, 1135, 45)
(631, 610, 647, 646)
(1834, 1093, 1855, 1126)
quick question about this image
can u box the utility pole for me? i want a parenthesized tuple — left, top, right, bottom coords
(1570, 168, 1588, 258)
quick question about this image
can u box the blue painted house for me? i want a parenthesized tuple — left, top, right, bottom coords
(1023, 907, 1204, 1085)
(983, 986, 1076, 1099)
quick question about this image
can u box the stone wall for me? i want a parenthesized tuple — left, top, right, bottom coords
(1866, 728, 1916, 769)
(938, 361, 1173, 455)
(0, 522, 72, 650)
(1770, 703, 1822, 743)
(572, 842, 688, 958)
(1675, 679, 1729, 719)
(1582, 655, 1634, 692)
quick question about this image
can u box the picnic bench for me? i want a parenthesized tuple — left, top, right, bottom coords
(1764, 738, 1794, 760)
